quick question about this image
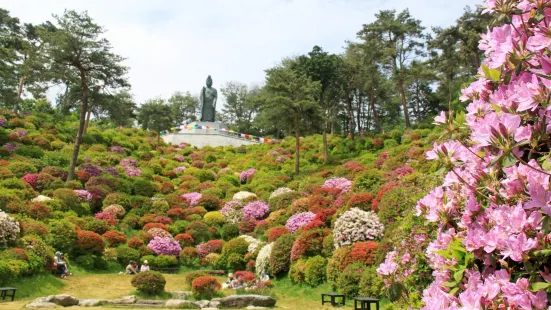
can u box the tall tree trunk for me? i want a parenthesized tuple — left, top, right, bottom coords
(67, 68, 88, 182)
(415, 85, 421, 122)
(346, 91, 355, 140)
(356, 91, 362, 134)
(294, 112, 300, 176)
(369, 86, 381, 132)
(84, 110, 92, 134)
(320, 93, 328, 165)
(13, 76, 25, 114)
(398, 81, 411, 127)
(157, 131, 161, 149)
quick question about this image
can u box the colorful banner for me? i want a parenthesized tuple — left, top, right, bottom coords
(160, 124, 278, 144)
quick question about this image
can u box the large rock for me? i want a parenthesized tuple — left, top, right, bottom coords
(33, 295, 79, 307)
(213, 295, 276, 308)
(164, 299, 200, 309)
(208, 300, 221, 308)
(78, 299, 105, 307)
(25, 302, 58, 308)
(194, 300, 210, 308)
(171, 291, 192, 300)
(105, 295, 137, 305)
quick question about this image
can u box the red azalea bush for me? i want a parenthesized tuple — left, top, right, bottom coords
(234, 271, 256, 285)
(314, 208, 337, 226)
(154, 216, 172, 225)
(128, 236, 145, 249)
(103, 230, 128, 247)
(191, 276, 221, 299)
(139, 214, 157, 227)
(175, 233, 194, 247)
(290, 229, 327, 262)
(76, 230, 105, 255)
(27, 202, 51, 220)
(196, 240, 224, 257)
(167, 208, 186, 220)
(347, 193, 374, 211)
(20, 219, 49, 238)
(239, 216, 256, 234)
(94, 212, 118, 226)
(371, 185, 395, 212)
(343, 241, 379, 267)
(143, 222, 168, 231)
(266, 227, 289, 242)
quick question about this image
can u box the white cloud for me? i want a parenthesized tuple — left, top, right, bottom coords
(4, 0, 482, 106)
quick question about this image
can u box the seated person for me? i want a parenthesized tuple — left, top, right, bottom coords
(222, 273, 235, 289)
(125, 261, 138, 274)
(54, 252, 71, 278)
(140, 260, 150, 272)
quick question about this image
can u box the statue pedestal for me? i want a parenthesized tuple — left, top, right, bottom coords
(162, 121, 258, 148)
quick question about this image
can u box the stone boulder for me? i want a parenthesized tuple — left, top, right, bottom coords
(164, 299, 200, 309)
(78, 299, 106, 307)
(194, 300, 210, 308)
(105, 295, 137, 305)
(25, 302, 58, 308)
(208, 300, 221, 308)
(33, 295, 79, 307)
(212, 295, 276, 308)
(171, 291, 192, 300)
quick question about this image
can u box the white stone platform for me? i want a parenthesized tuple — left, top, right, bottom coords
(161, 122, 260, 148)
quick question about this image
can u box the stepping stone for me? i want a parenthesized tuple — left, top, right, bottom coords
(165, 299, 200, 309)
(78, 299, 106, 307)
(25, 302, 58, 308)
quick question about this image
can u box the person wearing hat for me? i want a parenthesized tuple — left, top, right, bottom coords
(140, 260, 150, 272)
(223, 273, 235, 289)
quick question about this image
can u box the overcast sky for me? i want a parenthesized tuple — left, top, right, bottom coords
(4, 0, 482, 106)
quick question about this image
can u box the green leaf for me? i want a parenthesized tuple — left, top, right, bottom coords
(542, 159, 551, 171)
(453, 270, 464, 283)
(443, 281, 457, 288)
(482, 64, 501, 82)
(503, 154, 516, 167)
(535, 249, 551, 257)
(529, 282, 551, 292)
(387, 282, 405, 302)
(543, 216, 551, 235)
(449, 287, 459, 296)
(504, 70, 513, 84)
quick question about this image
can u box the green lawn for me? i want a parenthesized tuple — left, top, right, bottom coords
(0, 271, 391, 310)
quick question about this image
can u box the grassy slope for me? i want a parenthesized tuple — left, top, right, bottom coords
(0, 272, 391, 309)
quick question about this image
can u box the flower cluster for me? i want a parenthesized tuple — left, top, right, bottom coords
(22, 174, 39, 189)
(255, 242, 274, 276)
(3, 143, 17, 153)
(285, 212, 316, 233)
(80, 164, 102, 177)
(269, 187, 294, 200)
(147, 228, 172, 239)
(13, 129, 27, 137)
(333, 208, 383, 248)
(94, 212, 118, 226)
(103, 204, 126, 218)
(238, 235, 261, 253)
(220, 200, 243, 215)
(109, 146, 126, 154)
(233, 191, 257, 201)
(400, 2, 551, 308)
(242, 201, 269, 219)
(196, 240, 224, 258)
(240, 168, 256, 183)
(181, 192, 202, 207)
(31, 195, 52, 202)
(148, 236, 181, 256)
(74, 189, 93, 202)
(103, 167, 119, 177)
(0, 211, 20, 248)
(0, 116, 6, 127)
(322, 177, 352, 194)
(173, 166, 186, 173)
(120, 158, 141, 177)
(174, 154, 185, 162)
(120, 158, 139, 167)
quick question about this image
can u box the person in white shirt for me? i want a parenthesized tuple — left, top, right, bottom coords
(140, 260, 150, 272)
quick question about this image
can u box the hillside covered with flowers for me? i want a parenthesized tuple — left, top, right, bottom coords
(0, 107, 444, 307)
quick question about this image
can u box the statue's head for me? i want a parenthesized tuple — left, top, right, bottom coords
(206, 75, 213, 88)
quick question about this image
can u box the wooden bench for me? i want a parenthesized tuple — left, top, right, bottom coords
(150, 267, 179, 274)
(353, 297, 380, 310)
(0, 288, 17, 302)
(322, 292, 345, 307)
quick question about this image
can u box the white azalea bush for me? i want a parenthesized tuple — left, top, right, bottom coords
(0, 211, 20, 248)
(255, 242, 274, 276)
(233, 191, 257, 201)
(239, 235, 262, 253)
(333, 208, 384, 248)
(269, 187, 294, 200)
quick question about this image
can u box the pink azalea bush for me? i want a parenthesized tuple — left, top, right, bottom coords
(74, 189, 93, 202)
(22, 174, 39, 189)
(181, 192, 202, 207)
(285, 212, 315, 233)
(240, 168, 256, 183)
(102, 204, 126, 218)
(333, 208, 384, 248)
(148, 236, 181, 256)
(242, 201, 269, 219)
(0, 211, 20, 248)
(322, 177, 352, 194)
(379, 2, 551, 308)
